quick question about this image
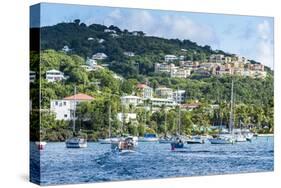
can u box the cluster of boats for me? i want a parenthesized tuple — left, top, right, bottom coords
(38, 80, 256, 153)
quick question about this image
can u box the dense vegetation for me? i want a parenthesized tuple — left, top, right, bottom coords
(30, 50, 273, 141)
(30, 20, 274, 141)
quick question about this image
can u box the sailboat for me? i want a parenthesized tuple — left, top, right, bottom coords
(98, 104, 120, 144)
(111, 105, 138, 153)
(209, 80, 236, 144)
(234, 119, 247, 142)
(171, 106, 185, 150)
(65, 86, 87, 148)
(159, 110, 173, 143)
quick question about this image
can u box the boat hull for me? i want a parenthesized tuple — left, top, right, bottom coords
(209, 138, 234, 144)
(66, 137, 87, 148)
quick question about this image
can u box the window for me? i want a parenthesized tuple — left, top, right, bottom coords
(63, 101, 67, 106)
(55, 101, 58, 106)
(64, 114, 68, 118)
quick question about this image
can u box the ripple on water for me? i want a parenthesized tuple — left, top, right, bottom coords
(33, 137, 273, 185)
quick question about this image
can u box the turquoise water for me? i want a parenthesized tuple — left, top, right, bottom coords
(31, 136, 274, 185)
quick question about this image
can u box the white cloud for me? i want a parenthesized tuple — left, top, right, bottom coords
(255, 20, 274, 69)
(103, 9, 219, 47)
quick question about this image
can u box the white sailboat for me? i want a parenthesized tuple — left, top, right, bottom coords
(66, 86, 87, 148)
(171, 106, 185, 150)
(98, 104, 120, 144)
(234, 120, 247, 142)
(209, 80, 236, 144)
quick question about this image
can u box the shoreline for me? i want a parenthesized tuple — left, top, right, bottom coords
(257, 134, 274, 137)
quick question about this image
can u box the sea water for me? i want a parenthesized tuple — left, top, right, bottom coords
(31, 136, 273, 185)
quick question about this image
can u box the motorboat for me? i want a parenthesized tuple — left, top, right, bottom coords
(66, 137, 87, 148)
(186, 136, 205, 144)
(111, 136, 138, 153)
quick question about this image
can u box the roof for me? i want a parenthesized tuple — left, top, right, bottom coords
(181, 103, 200, 109)
(137, 83, 149, 89)
(121, 95, 142, 99)
(46, 69, 62, 73)
(63, 93, 94, 101)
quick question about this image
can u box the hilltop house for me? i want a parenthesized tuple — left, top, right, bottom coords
(121, 96, 143, 106)
(61, 45, 71, 53)
(30, 71, 36, 83)
(136, 84, 153, 99)
(150, 98, 177, 107)
(155, 87, 173, 99)
(164, 55, 178, 62)
(173, 90, 186, 104)
(46, 69, 65, 82)
(92, 53, 108, 60)
(154, 63, 176, 73)
(86, 57, 97, 68)
(124, 51, 135, 57)
(50, 93, 94, 120)
(170, 68, 191, 78)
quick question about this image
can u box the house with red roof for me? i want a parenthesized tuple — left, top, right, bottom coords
(136, 83, 153, 99)
(50, 93, 94, 120)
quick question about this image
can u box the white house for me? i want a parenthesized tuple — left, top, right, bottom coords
(46, 69, 65, 82)
(124, 51, 135, 57)
(50, 93, 94, 120)
(86, 58, 97, 68)
(155, 87, 173, 99)
(92, 53, 108, 60)
(173, 90, 186, 104)
(136, 84, 153, 99)
(154, 63, 176, 73)
(120, 96, 143, 106)
(117, 113, 137, 123)
(165, 55, 178, 62)
(30, 71, 36, 83)
(170, 68, 191, 78)
(209, 54, 224, 63)
(61, 45, 71, 53)
(98, 38, 105, 43)
(80, 65, 94, 72)
(150, 98, 177, 107)
(104, 29, 116, 33)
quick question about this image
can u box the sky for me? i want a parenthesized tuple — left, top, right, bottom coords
(31, 3, 274, 69)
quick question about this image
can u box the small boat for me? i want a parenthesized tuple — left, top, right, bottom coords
(65, 86, 87, 149)
(159, 136, 173, 144)
(139, 133, 159, 142)
(171, 139, 186, 151)
(208, 135, 235, 144)
(186, 136, 205, 144)
(234, 133, 247, 142)
(209, 80, 237, 145)
(66, 137, 87, 148)
(241, 129, 254, 141)
(35, 141, 47, 150)
(111, 136, 138, 153)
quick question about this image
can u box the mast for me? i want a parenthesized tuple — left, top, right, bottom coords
(108, 104, 111, 138)
(73, 86, 76, 133)
(178, 105, 181, 135)
(121, 104, 124, 135)
(164, 109, 167, 135)
(229, 80, 234, 134)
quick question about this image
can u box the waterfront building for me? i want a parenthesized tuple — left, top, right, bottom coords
(50, 93, 94, 120)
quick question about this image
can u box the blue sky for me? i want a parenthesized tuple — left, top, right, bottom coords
(31, 3, 274, 69)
